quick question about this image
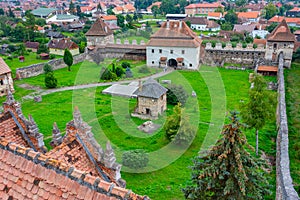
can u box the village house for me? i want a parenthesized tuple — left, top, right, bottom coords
(86, 18, 114, 46)
(237, 11, 260, 23)
(185, 2, 224, 16)
(113, 6, 123, 14)
(184, 17, 220, 32)
(268, 16, 300, 27)
(24, 41, 39, 52)
(31, 7, 56, 18)
(123, 4, 136, 13)
(101, 15, 120, 30)
(48, 38, 80, 56)
(207, 12, 223, 20)
(147, 20, 202, 70)
(0, 92, 149, 199)
(133, 78, 167, 119)
(286, 7, 300, 17)
(0, 58, 14, 96)
(46, 14, 79, 24)
(245, 3, 265, 12)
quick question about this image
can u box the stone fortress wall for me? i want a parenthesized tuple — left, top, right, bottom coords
(202, 42, 266, 67)
(276, 53, 299, 200)
(16, 53, 87, 79)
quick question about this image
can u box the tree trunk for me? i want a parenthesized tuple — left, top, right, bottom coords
(256, 129, 259, 156)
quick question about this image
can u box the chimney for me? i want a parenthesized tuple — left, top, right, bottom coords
(166, 20, 170, 29)
(179, 20, 182, 29)
(138, 80, 142, 92)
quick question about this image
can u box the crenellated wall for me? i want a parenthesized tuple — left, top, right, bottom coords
(202, 42, 266, 67)
(276, 53, 299, 200)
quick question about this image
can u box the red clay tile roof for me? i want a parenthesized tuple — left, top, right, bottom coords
(254, 38, 267, 46)
(257, 65, 278, 72)
(0, 57, 11, 74)
(0, 137, 148, 200)
(148, 21, 202, 47)
(25, 41, 39, 49)
(48, 38, 79, 50)
(237, 11, 260, 19)
(85, 18, 114, 36)
(124, 4, 135, 11)
(101, 15, 117, 21)
(289, 7, 300, 12)
(267, 19, 295, 42)
(207, 12, 222, 17)
(185, 2, 224, 9)
(268, 15, 300, 23)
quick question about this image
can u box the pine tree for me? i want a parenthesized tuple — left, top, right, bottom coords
(63, 49, 73, 71)
(240, 73, 276, 156)
(182, 111, 271, 200)
(69, 0, 76, 15)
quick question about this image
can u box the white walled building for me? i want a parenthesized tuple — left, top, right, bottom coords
(146, 21, 202, 70)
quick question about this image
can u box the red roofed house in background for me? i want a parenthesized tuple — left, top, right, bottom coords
(147, 2, 162, 13)
(265, 19, 295, 68)
(268, 15, 300, 26)
(237, 11, 260, 22)
(0, 57, 14, 96)
(185, 2, 224, 16)
(0, 91, 149, 200)
(48, 38, 80, 56)
(286, 7, 300, 17)
(86, 18, 114, 46)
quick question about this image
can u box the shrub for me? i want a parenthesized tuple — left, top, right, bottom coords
(138, 65, 150, 74)
(49, 54, 56, 59)
(242, 43, 247, 48)
(7, 56, 13, 60)
(43, 64, 53, 74)
(122, 149, 149, 169)
(45, 72, 57, 88)
(253, 44, 258, 49)
(121, 61, 131, 69)
(100, 67, 117, 81)
(115, 67, 124, 77)
(167, 84, 189, 106)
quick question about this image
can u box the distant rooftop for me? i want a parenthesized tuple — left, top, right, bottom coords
(31, 8, 56, 17)
(56, 14, 79, 20)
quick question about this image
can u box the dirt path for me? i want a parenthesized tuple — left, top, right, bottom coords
(22, 68, 174, 100)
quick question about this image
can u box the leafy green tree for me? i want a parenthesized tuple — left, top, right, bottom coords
(151, 5, 160, 18)
(122, 149, 149, 169)
(221, 22, 233, 31)
(97, 3, 102, 11)
(236, 0, 247, 7)
(173, 115, 195, 145)
(266, 22, 277, 33)
(167, 84, 189, 106)
(43, 64, 53, 74)
(37, 43, 49, 54)
(24, 12, 36, 41)
(76, 5, 82, 17)
(214, 6, 224, 14)
(69, 0, 76, 15)
(164, 104, 182, 141)
(185, 20, 191, 28)
(7, 7, 15, 18)
(100, 67, 117, 80)
(121, 61, 131, 68)
(35, 18, 46, 26)
(133, 12, 138, 21)
(45, 72, 57, 88)
(115, 67, 124, 77)
(264, 3, 277, 20)
(107, 8, 115, 15)
(0, 8, 4, 15)
(63, 49, 73, 71)
(183, 111, 271, 199)
(292, 47, 300, 61)
(160, 0, 180, 15)
(224, 11, 238, 24)
(240, 73, 276, 156)
(125, 14, 133, 25)
(117, 14, 125, 28)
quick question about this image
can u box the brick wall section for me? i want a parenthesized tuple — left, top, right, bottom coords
(16, 53, 87, 79)
(276, 53, 299, 200)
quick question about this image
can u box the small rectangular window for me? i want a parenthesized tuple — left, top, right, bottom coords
(182, 50, 185, 54)
(152, 61, 154, 64)
(170, 50, 173, 54)
(189, 64, 192, 67)
(159, 49, 162, 53)
(152, 49, 154, 53)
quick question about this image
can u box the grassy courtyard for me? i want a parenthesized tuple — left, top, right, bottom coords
(15, 66, 277, 199)
(285, 63, 300, 194)
(16, 59, 161, 89)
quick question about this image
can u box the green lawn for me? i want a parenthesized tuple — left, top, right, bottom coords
(2, 52, 50, 77)
(15, 59, 161, 88)
(285, 62, 300, 194)
(17, 66, 276, 199)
